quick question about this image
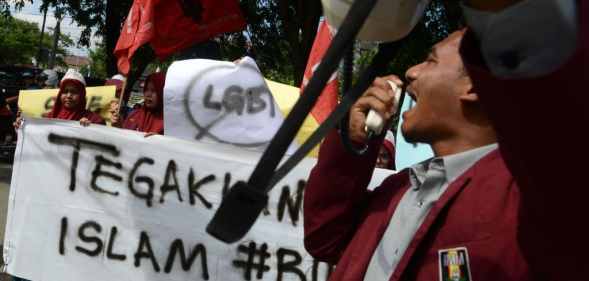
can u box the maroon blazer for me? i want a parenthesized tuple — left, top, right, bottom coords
(460, 1, 589, 278)
(304, 131, 530, 281)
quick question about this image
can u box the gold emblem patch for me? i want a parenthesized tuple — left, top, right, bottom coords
(438, 247, 472, 281)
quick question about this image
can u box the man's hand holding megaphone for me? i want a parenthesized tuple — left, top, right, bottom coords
(348, 75, 403, 144)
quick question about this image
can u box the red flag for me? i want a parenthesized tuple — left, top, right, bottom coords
(150, 0, 245, 58)
(114, 0, 157, 75)
(114, 0, 246, 75)
(300, 20, 339, 124)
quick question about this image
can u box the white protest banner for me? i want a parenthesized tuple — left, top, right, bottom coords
(3, 118, 394, 281)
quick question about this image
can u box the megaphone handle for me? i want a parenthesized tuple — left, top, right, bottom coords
(364, 81, 402, 137)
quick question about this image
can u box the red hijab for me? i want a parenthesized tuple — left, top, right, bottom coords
(123, 72, 165, 133)
(49, 79, 88, 121)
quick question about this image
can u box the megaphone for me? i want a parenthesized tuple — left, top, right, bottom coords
(322, 0, 431, 42)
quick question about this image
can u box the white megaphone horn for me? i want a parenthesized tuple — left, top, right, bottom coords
(322, 0, 431, 42)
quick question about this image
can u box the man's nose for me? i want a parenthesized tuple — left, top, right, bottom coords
(405, 64, 419, 83)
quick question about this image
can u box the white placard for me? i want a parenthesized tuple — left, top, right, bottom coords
(3, 118, 393, 281)
(164, 57, 286, 149)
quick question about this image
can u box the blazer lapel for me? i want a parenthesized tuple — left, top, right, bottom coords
(388, 175, 473, 281)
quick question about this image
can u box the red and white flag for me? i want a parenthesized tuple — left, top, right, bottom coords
(300, 19, 339, 124)
(114, 0, 157, 75)
(114, 0, 246, 75)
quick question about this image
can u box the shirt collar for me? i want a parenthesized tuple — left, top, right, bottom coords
(409, 143, 498, 187)
(408, 158, 430, 188)
(442, 143, 498, 183)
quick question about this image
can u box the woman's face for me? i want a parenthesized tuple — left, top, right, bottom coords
(61, 83, 82, 110)
(376, 146, 392, 169)
(143, 81, 159, 110)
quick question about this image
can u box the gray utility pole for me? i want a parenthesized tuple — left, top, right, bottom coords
(48, 15, 62, 69)
(36, 7, 48, 67)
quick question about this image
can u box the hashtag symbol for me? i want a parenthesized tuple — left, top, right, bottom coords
(232, 241, 271, 280)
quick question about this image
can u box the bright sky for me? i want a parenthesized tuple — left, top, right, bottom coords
(12, 0, 101, 57)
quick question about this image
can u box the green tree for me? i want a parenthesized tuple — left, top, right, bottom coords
(0, 16, 41, 64)
(0, 15, 72, 67)
(219, 0, 321, 86)
(1, 0, 130, 74)
(1, 0, 463, 88)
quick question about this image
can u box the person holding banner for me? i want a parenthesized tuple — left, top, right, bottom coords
(304, 31, 531, 281)
(112, 72, 165, 135)
(14, 69, 105, 129)
(49, 69, 106, 126)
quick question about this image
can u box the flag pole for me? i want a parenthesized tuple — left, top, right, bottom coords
(115, 78, 128, 126)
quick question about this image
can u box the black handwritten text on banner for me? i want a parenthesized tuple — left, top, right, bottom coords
(2, 118, 392, 281)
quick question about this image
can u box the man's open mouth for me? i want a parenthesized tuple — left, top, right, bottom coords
(407, 90, 417, 102)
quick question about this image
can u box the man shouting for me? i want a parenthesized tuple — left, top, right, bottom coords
(304, 31, 530, 281)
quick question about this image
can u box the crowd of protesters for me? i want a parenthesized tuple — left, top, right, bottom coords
(111, 72, 165, 135)
(3, 67, 166, 147)
(3, 67, 167, 281)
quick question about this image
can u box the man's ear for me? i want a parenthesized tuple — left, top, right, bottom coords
(459, 84, 479, 103)
(459, 91, 479, 103)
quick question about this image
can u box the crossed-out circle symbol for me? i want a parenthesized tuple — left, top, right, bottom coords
(183, 64, 277, 147)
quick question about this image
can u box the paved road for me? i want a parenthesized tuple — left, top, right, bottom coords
(0, 163, 12, 281)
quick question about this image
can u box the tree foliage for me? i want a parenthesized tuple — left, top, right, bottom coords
(0, 15, 72, 67)
(0, 15, 42, 65)
(219, 0, 321, 85)
(1, 0, 463, 88)
(1, 0, 130, 75)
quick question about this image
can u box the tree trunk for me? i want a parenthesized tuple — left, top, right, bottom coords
(278, 0, 321, 86)
(297, 0, 321, 85)
(278, 0, 300, 84)
(49, 17, 61, 69)
(36, 7, 48, 67)
(105, 0, 123, 77)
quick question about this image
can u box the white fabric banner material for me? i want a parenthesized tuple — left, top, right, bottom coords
(3, 119, 393, 281)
